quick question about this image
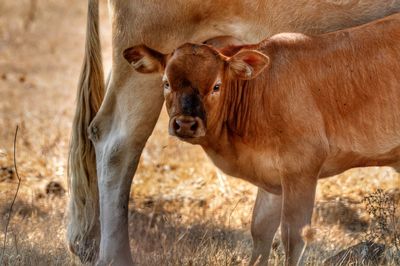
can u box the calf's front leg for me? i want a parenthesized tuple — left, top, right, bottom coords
(280, 176, 317, 266)
(249, 188, 282, 265)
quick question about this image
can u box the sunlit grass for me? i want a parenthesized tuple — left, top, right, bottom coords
(0, 1, 399, 265)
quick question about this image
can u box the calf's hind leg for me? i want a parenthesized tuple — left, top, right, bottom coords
(249, 188, 282, 265)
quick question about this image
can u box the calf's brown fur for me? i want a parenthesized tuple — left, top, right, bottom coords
(124, 13, 400, 265)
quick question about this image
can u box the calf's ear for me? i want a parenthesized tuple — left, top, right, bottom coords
(227, 50, 269, 80)
(123, 45, 166, 73)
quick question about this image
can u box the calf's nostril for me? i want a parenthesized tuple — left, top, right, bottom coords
(190, 122, 198, 132)
(173, 120, 181, 131)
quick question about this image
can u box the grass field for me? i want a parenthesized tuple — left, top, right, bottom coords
(0, 1, 399, 265)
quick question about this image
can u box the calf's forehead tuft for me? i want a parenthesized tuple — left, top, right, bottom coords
(165, 44, 224, 89)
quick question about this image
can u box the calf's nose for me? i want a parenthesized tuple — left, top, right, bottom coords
(169, 116, 205, 138)
(175, 118, 198, 132)
(172, 117, 197, 137)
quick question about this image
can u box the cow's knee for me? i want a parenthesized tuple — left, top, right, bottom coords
(88, 119, 101, 143)
(88, 107, 141, 172)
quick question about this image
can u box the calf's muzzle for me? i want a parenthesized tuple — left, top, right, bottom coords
(169, 115, 206, 139)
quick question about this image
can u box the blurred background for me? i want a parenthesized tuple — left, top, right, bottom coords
(0, 0, 399, 265)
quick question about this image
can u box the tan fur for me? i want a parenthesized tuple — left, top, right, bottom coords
(68, 0, 104, 261)
(70, 0, 400, 265)
(126, 13, 400, 265)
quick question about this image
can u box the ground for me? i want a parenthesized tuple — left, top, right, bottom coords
(0, 1, 399, 265)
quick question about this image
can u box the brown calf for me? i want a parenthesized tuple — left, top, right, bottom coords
(124, 13, 400, 265)
(69, 0, 400, 264)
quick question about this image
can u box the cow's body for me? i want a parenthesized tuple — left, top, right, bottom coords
(124, 13, 400, 265)
(68, 0, 400, 265)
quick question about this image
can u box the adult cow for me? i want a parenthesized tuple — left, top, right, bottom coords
(68, 0, 400, 265)
(123, 13, 400, 264)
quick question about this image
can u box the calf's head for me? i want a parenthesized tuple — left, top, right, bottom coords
(123, 43, 269, 143)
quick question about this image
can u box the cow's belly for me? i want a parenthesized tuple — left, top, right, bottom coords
(204, 148, 283, 194)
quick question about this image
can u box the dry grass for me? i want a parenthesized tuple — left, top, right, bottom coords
(0, 1, 399, 265)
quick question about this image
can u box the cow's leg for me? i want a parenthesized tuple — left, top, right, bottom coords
(280, 177, 317, 266)
(249, 188, 282, 265)
(90, 71, 164, 265)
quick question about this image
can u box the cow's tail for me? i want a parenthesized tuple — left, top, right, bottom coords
(67, 0, 104, 261)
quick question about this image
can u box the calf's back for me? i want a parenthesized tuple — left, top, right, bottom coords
(256, 14, 400, 177)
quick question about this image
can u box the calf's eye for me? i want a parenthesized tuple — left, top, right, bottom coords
(213, 84, 220, 92)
